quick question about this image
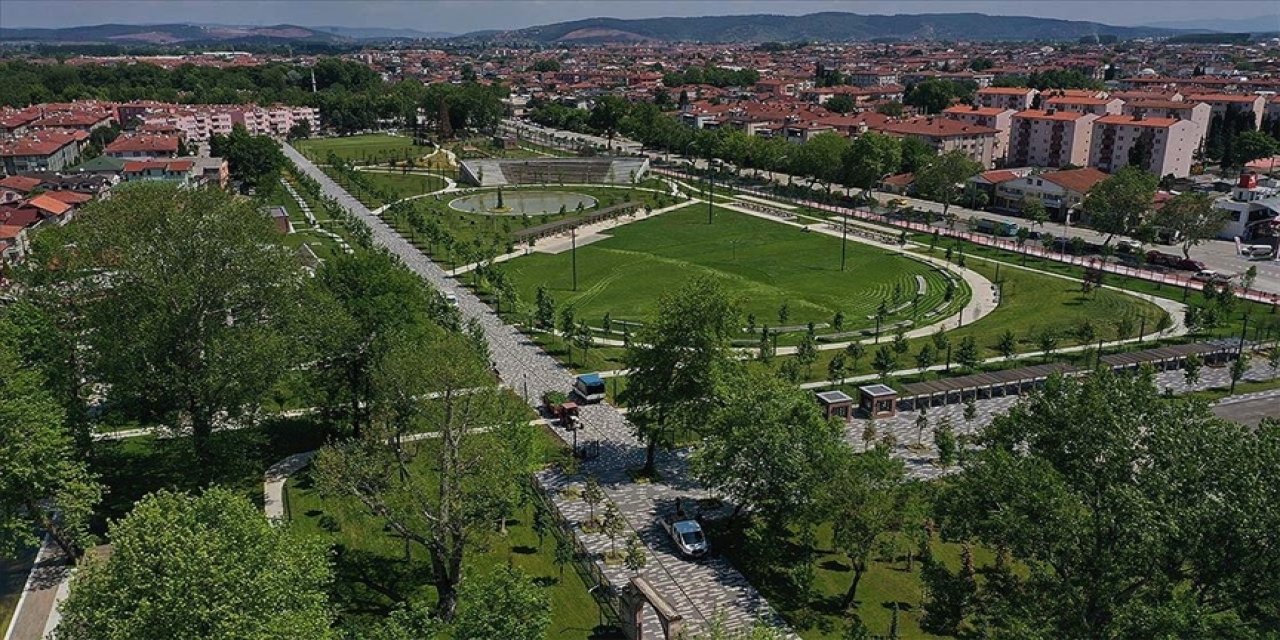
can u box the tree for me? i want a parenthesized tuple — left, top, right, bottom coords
(826, 447, 906, 609)
(588, 95, 630, 149)
(1022, 196, 1048, 230)
(312, 251, 438, 437)
(904, 79, 970, 115)
(826, 94, 857, 114)
(453, 566, 550, 640)
(622, 277, 738, 475)
(624, 534, 648, 574)
(797, 330, 819, 377)
(1184, 353, 1203, 387)
(915, 342, 937, 374)
(534, 286, 556, 330)
(1155, 192, 1230, 259)
(692, 370, 846, 526)
(26, 183, 304, 467)
(899, 136, 937, 174)
(313, 334, 538, 621)
(601, 501, 627, 559)
(210, 123, 286, 192)
(54, 488, 334, 640)
(0, 340, 101, 560)
(1233, 130, 1279, 168)
(581, 475, 604, 527)
(828, 353, 847, 387)
(872, 346, 898, 380)
(845, 340, 867, 372)
(997, 329, 1017, 360)
(842, 132, 902, 197)
(1036, 329, 1059, 361)
(956, 335, 980, 371)
(915, 151, 982, 218)
(935, 369, 1280, 638)
(1081, 166, 1158, 246)
(934, 417, 957, 468)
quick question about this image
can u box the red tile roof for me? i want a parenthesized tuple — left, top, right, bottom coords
(978, 87, 1034, 96)
(105, 134, 180, 154)
(1013, 109, 1094, 122)
(1094, 114, 1183, 128)
(943, 105, 1012, 117)
(25, 194, 72, 216)
(875, 116, 998, 137)
(0, 175, 42, 192)
(0, 206, 40, 228)
(1041, 167, 1109, 194)
(44, 190, 93, 205)
(0, 131, 81, 157)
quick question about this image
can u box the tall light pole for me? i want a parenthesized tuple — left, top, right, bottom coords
(571, 226, 578, 291)
(840, 216, 849, 271)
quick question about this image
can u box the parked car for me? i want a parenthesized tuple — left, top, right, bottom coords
(1117, 239, 1143, 254)
(444, 292, 459, 308)
(658, 513, 709, 559)
(1191, 270, 1231, 283)
(1176, 258, 1207, 272)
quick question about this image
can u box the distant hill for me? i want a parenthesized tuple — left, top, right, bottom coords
(0, 23, 349, 45)
(475, 12, 1191, 43)
(311, 26, 455, 40)
(1145, 15, 1280, 34)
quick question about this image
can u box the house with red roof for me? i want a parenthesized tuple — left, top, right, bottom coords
(995, 167, 1110, 220)
(0, 224, 28, 262)
(121, 159, 198, 186)
(23, 193, 75, 225)
(104, 134, 180, 159)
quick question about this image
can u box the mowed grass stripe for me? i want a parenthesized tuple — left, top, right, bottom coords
(505, 204, 959, 332)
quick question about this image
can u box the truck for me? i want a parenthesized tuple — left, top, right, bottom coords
(657, 512, 709, 559)
(572, 373, 607, 404)
(974, 218, 1020, 238)
(541, 391, 581, 430)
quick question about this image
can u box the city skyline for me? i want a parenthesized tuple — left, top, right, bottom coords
(4, 0, 1280, 34)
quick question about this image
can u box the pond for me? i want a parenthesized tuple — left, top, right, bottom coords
(448, 190, 597, 216)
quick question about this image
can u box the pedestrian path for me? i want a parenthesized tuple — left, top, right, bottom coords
(284, 143, 791, 636)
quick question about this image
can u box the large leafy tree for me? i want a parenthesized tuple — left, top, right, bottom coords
(313, 333, 539, 621)
(1155, 192, 1230, 259)
(453, 566, 550, 640)
(24, 183, 305, 468)
(691, 369, 845, 527)
(0, 339, 101, 560)
(935, 369, 1280, 638)
(622, 276, 738, 476)
(312, 251, 441, 436)
(1232, 130, 1279, 168)
(588, 95, 631, 148)
(54, 488, 335, 640)
(915, 151, 982, 217)
(826, 446, 907, 610)
(1081, 166, 1159, 246)
(210, 123, 286, 192)
(904, 79, 974, 115)
(842, 132, 902, 197)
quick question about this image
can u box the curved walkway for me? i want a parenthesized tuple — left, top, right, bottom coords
(284, 142, 791, 637)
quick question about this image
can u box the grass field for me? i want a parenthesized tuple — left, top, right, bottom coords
(296, 134, 427, 165)
(711, 518, 995, 639)
(502, 205, 964, 338)
(284, 428, 609, 639)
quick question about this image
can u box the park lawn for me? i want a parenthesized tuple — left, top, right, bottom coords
(710, 518, 996, 639)
(358, 171, 448, 199)
(502, 204, 959, 338)
(284, 428, 608, 640)
(90, 417, 342, 526)
(296, 134, 427, 165)
(794, 250, 1171, 386)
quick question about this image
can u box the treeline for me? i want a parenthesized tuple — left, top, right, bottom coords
(0, 58, 506, 138)
(992, 69, 1104, 91)
(661, 65, 760, 88)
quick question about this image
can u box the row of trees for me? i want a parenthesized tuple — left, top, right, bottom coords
(625, 275, 1279, 637)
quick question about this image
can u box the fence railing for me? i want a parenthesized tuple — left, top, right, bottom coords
(528, 476, 624, 628)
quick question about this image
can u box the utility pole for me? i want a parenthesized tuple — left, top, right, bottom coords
(707, 170, 714, 224)
(571, 226, 578, 291)
(840, 217, 849, 271)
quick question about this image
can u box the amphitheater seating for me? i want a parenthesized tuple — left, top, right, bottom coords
(460, 157, 649, 187)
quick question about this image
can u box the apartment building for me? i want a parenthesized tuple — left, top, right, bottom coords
(873, 117, 1000, 168)
(845, 69, 899, 87)
(994, 167, 1109, 220)
(977, 87, 1037, 111)
(1090, 114, 1198, 178)
(1008, 109, 1098, 169)
(941, 105, 1016, 165)
(1042, 94, 1123, 116)
(0, 131, 86, 174)
(129, 104, 320, 142)
(1121, 99, 1212, 149)
(1184, 93, 1266, 130)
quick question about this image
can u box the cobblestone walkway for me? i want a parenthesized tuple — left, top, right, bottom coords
(285, 144, 789, 637)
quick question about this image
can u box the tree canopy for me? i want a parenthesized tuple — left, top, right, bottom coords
(935, 369, 1280, 638)
(55, 488, 335, 640)
(1081, 165, 1158, 245)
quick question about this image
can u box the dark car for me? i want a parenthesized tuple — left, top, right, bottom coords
(1176, 258, 1206, 272)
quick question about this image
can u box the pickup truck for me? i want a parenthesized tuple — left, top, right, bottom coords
(658, 513, 709, 559)
(542, 391, 581, 430)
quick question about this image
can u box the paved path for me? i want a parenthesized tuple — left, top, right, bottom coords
(285, 143, 789, 636)
(3, 538, 66, 640)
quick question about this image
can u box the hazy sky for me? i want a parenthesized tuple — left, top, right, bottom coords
(3, 0, 1278, 33)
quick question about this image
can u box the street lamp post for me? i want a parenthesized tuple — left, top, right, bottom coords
(840, 216, 849, 271)
(571, 226, 578, 291)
